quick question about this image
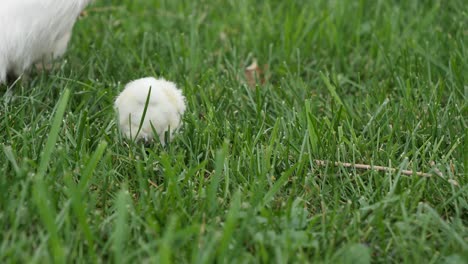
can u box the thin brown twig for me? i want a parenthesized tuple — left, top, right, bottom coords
(314, 160, 432, 177)
(147, 179, 159, 188)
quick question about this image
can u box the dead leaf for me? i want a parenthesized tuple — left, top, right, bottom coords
(448, 179, 459, 186)
(244, 59, 268, 88)
(219, 31, 228, 42)
(430, 161, 443, 177)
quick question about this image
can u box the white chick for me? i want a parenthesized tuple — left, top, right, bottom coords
(0, 0, 92, 83)
(114, 77, 186, 144)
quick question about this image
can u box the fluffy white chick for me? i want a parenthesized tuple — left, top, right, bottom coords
(0, 0, 92, 83)
(114, 77, 186, 144)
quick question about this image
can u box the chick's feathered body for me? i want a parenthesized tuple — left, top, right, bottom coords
(115, 77, 186, 144)
(0, 0, 92, 83)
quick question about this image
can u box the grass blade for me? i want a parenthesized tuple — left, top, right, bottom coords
(32, 88, 70, 263)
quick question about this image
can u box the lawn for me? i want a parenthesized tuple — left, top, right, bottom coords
(0, 0, 467, 263)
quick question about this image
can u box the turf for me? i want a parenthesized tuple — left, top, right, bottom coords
(0, 0, 467, 263)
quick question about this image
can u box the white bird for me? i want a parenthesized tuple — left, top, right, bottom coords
(114, 77, 187, 144)
(0, 0, 92, 83)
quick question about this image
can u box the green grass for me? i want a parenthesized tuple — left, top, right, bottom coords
(1, 0, 467, 262)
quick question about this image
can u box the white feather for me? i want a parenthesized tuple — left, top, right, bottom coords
(114, 77, 187, 144)
(0, 0, 92, 83)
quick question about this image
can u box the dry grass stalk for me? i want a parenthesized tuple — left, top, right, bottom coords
(314, 160, 432, 177)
